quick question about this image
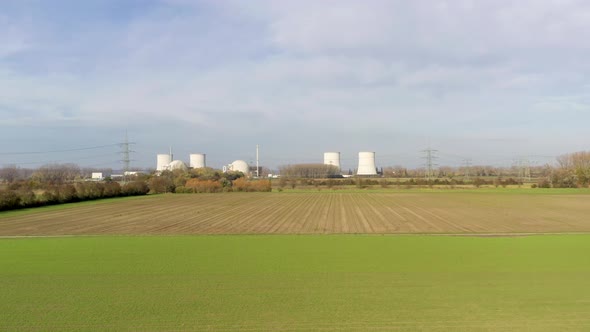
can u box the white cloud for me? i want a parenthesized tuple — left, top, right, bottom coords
(1, 0, 590, 167)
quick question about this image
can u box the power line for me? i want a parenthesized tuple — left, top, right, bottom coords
(0, 143, 121, 155)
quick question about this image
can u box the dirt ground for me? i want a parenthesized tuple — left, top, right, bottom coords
(2, 192, 590, 236)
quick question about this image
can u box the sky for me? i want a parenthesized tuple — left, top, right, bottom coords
(1, 0, 589, 171)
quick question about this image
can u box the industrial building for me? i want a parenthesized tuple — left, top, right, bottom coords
(156, 151, 206, 172)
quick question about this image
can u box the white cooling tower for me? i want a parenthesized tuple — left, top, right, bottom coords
(189, 154, 206, 169)
(323, 152, 341, 170)
(156, 154, 172, 171)
(357, 152, 377, 175)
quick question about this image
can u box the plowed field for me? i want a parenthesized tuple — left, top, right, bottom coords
(2, 191, 590, 236)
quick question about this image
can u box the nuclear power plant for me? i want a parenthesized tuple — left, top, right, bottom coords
(155, 151, 253, 176)
(156, 148, 378, 177)
(156, 150, 206, 172)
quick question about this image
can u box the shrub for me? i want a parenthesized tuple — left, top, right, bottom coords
(60, 184, 78, 202)
(122, 181, 150, 196)
(232, 177, 249, 192)
(149, 176, 175, 194)
(185, 179, 223, 193)
(40, 190, 59, 205)
(250, 179, 272, 192)
(17, 190, 37, 207)
(0, 190, 21, 211)
(174, 186, 191, 193)
(537, 178, 551, 188)
(103, 182, 122, 197)
(473, 178, 488, 188)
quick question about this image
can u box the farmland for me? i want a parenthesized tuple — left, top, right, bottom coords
(2, 190, 590, 236)
(2, 235, 590, 331)
(3, 190, 590, 331)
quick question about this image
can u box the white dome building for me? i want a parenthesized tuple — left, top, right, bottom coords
(167, 160, 188, 172)
(229, 160, 249, 175)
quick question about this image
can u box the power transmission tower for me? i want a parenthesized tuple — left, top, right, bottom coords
(256, 144, 260, 178)
(119, 131, 136, 183)
(463, 158, 472, 181)
(422, 147, 438, 182)
(515, 157, 531, 184)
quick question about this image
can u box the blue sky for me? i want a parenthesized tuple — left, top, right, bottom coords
(1, 0, 589, 171)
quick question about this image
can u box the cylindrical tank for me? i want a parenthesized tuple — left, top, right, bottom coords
(230, 160, 249, 175)
(323, 152, 341, 170)
(157, 154, 172, 171)
(357, 152, 377, 175)
(189, 153, 206, 169)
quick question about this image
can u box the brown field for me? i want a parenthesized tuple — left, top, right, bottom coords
(2, 191, 590, 236)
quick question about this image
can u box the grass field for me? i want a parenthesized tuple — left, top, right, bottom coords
(2, 235, 590, 331)
(2, 190, 590, 236)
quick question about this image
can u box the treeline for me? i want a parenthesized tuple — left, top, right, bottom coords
(149, 167, 271, 193)
(276, 177, 524, 189)
(1, 163, 117, 184)
(549, 151, 590, 188)
(383, 165, 554, 179)
(0, 181, 149, 211)
(278, 164, 340, 179)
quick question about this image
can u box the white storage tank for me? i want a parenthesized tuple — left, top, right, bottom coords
(323, 152, 341, 170)
(156, 154, 172, 171)
(357, 152, 377, 175)
(190, 153, 206, 169)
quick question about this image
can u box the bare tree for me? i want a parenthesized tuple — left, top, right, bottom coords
(31, 163, 81, 185)
(278, 164, 340, 178)
(0, 165, 20, 183)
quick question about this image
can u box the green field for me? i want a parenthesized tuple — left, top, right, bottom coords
(2, 235, 590, 331)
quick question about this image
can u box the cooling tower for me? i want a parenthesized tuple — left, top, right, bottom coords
(357, 152, 377, 175)
(189, 153, 206, 169)
(156, 154, 172, 171)
(323, 152, 341, 170)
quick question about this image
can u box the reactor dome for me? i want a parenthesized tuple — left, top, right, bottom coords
(167, 160, 188, 171)
(230, 160, 249, 174)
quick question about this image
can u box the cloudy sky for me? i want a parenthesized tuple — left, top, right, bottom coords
(1, 0, 589, 171)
